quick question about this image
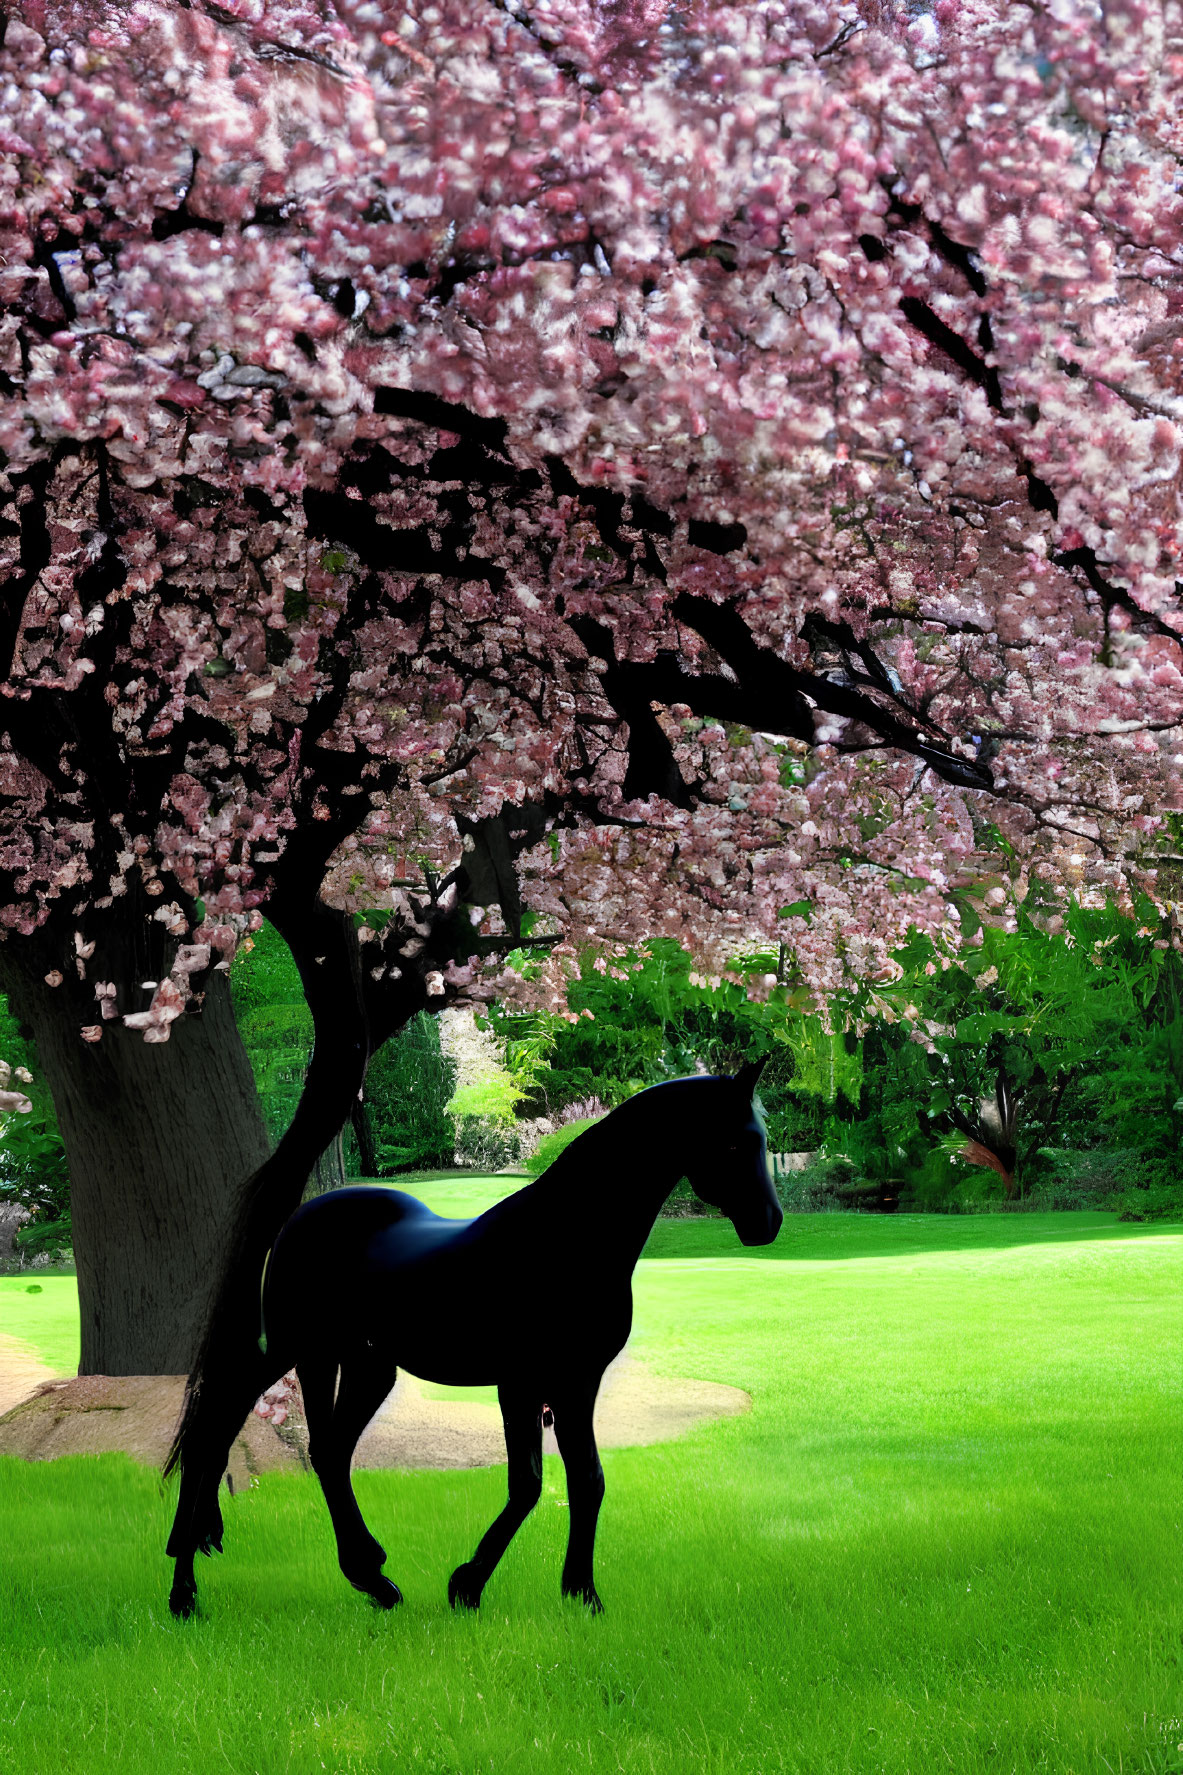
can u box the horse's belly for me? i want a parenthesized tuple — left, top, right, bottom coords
(372, 1297, 524, 1387)
(401, 1353, 501, 1388)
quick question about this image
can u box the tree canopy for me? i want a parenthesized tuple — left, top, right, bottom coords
(1, 0, 1181, 1040)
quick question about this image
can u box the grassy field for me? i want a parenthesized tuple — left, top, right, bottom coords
(1, 1208, 1180, 1774)
(0, 1272, 83, 1373)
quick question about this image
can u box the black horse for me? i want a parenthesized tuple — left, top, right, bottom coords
(166, 1063, 781, 1618)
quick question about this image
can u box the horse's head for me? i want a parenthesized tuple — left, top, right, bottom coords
(684, 1060, 784, 1248)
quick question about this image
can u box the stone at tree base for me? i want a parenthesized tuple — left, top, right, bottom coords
(0, 1375, 303, 1488)
(0, 1204, 30, 1261)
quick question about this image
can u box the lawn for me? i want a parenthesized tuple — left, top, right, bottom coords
(1, 1208, 1180, 1774)
(0, 1272, 84, 1374)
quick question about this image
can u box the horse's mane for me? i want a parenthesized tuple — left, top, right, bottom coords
(525, 1076, 731, 1191)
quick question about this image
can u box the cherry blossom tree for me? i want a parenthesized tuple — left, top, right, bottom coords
(0, 0, 1180, 1373)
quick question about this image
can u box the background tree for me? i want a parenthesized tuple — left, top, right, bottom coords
(877, 895, 1183, 1204)
(369, 1012, 457, 1175)
(502, 898, 1183, 1213)
(0, 998, 69, 1260)
(0, 0, 1180, 1373)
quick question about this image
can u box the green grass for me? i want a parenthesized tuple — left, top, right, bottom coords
(0, 1274, 82, 1373)
(1, 1213, 1180, 1774)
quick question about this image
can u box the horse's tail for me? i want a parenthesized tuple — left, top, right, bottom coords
(162, 902, 378, 1508)
(162, 1151, 304, 1487)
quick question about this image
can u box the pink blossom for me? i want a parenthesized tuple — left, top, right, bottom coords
(0, 0, 1179, 1035)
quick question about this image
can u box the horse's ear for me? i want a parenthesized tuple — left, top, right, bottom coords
(734, 1057, 767, 1098)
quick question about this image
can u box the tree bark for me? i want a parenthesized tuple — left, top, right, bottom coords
(351, 1096, 378, 1178)
(0, 949, 270, 1375)
(311, 1130, 347, 1194)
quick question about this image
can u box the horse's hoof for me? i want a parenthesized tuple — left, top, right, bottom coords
(448, 1564, 483, 1611)
(351, 1574, 401, 1609)
(169, 1580, 197, 1620)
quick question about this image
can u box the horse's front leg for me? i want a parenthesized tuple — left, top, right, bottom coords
(552, 1380, 606, 1613)
(449, 1383, 542, 1611)
(302, 1348, 402, 1608)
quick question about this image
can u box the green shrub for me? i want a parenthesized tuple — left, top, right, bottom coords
(447, 1075, 527, 1172)
(446, 1077, 524, 1123)
(230, 922, 313, 1147)
(525, 1116, 600, 1178)
(1107, 1182, 1183, 1222)
(370, 1012, 457, 1174)
(762, 1089, 827, 1156)
(0, 1000, 71, 1258)
(0, 1102, 70, 1222)
(775, 1157, 851, 1213)
(1028, 1147, 1137, 1209)
(450, 1117, 518, 1172)
(14, 1214, 72, 1259)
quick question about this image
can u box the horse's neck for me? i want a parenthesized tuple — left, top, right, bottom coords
(547, 1097, 687, 1268)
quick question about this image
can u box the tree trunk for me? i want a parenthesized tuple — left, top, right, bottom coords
(351, 1095, 378, 1177)
(311, 1130, 347, 1194)
(0, 953, 270, 1376)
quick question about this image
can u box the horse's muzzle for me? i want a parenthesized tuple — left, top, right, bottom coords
(737, 1202, 783, 1247)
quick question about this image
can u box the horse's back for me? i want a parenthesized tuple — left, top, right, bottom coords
(274, 1185, 465, 1267)
(290, 1184, 437, 1230)
(262, 1186, 478, 1356)
(266, 1188, 456, 1298)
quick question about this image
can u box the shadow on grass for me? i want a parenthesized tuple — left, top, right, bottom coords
(640, 1208, 1183, 1263)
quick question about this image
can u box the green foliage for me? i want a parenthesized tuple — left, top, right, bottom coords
(490, 1010, 559, 1100)
(369, 1013, 457, 1175)
(0, 1106, 70, 1223)
(446, 1074, 528, 1170)
(774, 1155, 853, 1213)
(858, 898, 1183, 1207)
(229, 922, 313, 1147)
(231, 926, 458, 1177)
(446, 1076, 524, 1124)
(524, 1116, 600, 1178)
(488, 904, 1182, 1216)
(486, 939, 797, 1118)
(0, 996, 71, 1256)
(1109, 1182, 1183, 1222)
(14, 1214, 72, 1258)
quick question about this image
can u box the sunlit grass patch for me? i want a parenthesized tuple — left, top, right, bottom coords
(0, 1274, 81, 1372)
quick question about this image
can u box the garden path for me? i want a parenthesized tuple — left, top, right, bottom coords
(354, 1352, 750, 1469)
(0, 1331, 57, 1417)
(0, 1346, 749, 1473)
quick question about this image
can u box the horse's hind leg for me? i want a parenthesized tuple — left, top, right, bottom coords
(167, 1347, 293, 1619)
(301, 1347, 401, 1607)
(167, 1455, 208, 1620)
(449, 1384, 543, 1611)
